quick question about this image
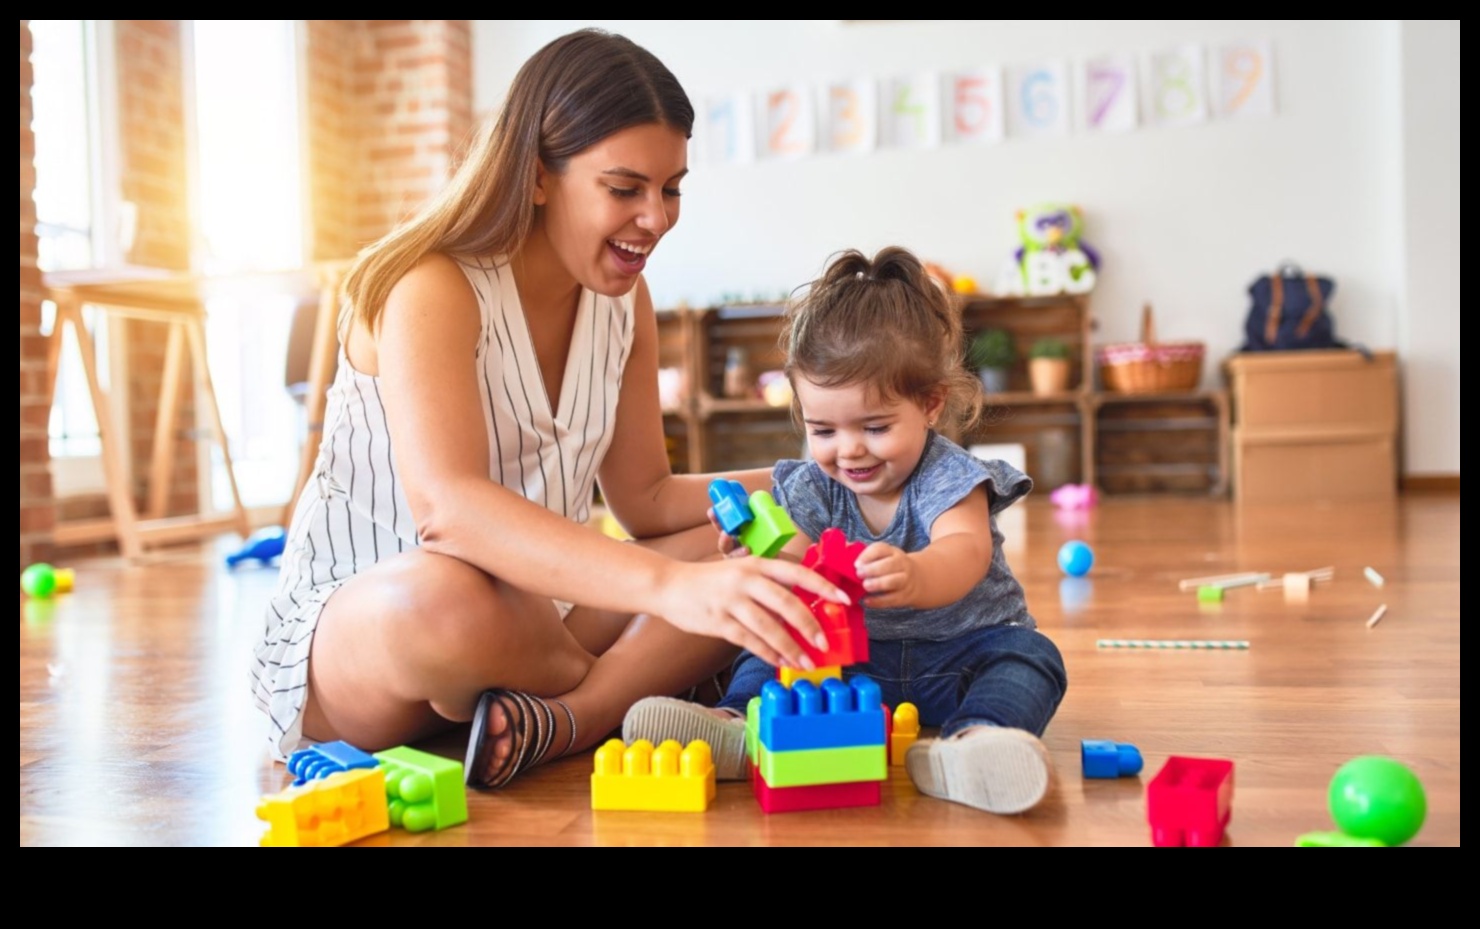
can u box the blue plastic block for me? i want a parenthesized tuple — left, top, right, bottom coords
(757, 676, 886, 752)
(227, 526, 287, 569)
(708, 479, 753, 536)
(287, 739, 380, 786)
(1081, 738, 1144, 778)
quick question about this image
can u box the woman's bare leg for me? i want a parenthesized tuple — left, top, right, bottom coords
(301, 548, 594, 768)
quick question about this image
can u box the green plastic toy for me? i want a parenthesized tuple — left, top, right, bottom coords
(21, 563, 57, 599)
(1328, 755, 1427, 846)
(739, 491, 797, 559)
(375, 745, 469, 833)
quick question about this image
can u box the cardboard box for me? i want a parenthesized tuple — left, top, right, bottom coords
(1224, 350, 1399, 502)
(1224, 350, 1397, 435)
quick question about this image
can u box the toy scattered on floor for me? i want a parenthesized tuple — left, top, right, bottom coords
(287, 740, 380, 786)
(994, 203, 1100, 297)
(1081, 739, 1144, 778)
(889, 702, 920, 766)
(1049, 483, 1097, 510)
(376, 745, 469, 831)
(591, 738, 716, 812)
(1197, 585, 1224, 603)
(1365, 604, 1388, 629)
(1057, 540, 1094, 577)
(1177, 571, 1269, 592)
(1326, 755, 1426, 846)
(1146, 755, 1234, 847)
(1364, 566, 1385, 588)
(1098, 639, 1250, 650)
(257, 767, 389, 847)
(226, 526, 287, 569)
(21, 563, 74, 599)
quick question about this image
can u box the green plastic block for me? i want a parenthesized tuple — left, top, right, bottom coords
(1294, 830, 1386, 847)
(375, 745, 469, 832)
(746, 697, 761, 763)
(739, 491, 797, 559)
(754, 740, 887, 788)
(1197, 585, 1224, 603)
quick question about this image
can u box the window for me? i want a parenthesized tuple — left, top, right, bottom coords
(186, 20, 308, 511)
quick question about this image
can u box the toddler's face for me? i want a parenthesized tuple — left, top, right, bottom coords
(795, 377, 942, 507)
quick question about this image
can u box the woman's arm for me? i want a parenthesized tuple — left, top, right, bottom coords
(596, 276, 770, 538)
(854, 490, 994, 610)
(369, 256, 839, 665)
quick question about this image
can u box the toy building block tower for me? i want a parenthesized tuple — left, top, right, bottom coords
(709, 479, 797, 558)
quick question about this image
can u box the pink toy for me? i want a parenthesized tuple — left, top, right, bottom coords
(1050, 483, 1097, 510)
(1147, 755, 1235, 847)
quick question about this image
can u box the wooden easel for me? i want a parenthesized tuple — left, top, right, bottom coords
(42, 265, 347, 559)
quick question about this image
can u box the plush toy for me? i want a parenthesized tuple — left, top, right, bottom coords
(995, 204, 1100, 297)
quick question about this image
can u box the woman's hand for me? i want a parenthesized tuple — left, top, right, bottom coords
(855, 542, 920, 609)
(656, 557, 848, 669)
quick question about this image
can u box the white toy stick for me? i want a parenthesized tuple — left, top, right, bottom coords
(1179, 572, 1265, 591)
(1366, 604, 1388, 629)
(1364, 567, 1385, 588)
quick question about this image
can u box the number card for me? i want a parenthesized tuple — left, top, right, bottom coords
(1079, 54, 1137, 133)
(945, 69, 1004, 144)
(1144, 45, 1208, 128)
(702, 93, 754, 165)
(757, 85, 815, 160)
(1215, 39, 1276, 119)
(1008, 60, 1070, 139)
(883, 74, 941, 149)
(821, 79, 877, 154)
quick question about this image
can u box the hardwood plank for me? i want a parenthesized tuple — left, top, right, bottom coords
(19, 495, 1460, 846)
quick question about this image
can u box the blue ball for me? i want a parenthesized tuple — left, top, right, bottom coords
(1058, 540, 1094, 577)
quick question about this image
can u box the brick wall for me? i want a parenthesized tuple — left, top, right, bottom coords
(350, 20, 472, 243)
(19, 21, 55, 569)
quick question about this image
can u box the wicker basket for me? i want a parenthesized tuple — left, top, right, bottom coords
(1098, 303, 1204, 393)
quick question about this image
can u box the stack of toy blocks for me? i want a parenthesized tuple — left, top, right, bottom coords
(591, 738, 716, 812)
(709, 479, 797, 558)
(747, 675, 889, 813)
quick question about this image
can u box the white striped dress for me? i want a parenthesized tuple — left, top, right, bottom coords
(250, 256, 636, 760)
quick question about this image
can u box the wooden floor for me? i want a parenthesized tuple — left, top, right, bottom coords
(19, 493, 1461, 846)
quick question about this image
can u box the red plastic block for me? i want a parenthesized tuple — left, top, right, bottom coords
(1147, 755, 1235, 847)
(787, 530, 869, 665)
(749, 761, 881, 813)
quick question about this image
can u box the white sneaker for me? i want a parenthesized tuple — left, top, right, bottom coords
(621, 697, 749, 780)
(905, 727, 1053, 814)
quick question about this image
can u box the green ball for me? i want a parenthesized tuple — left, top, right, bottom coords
(21, 563, 57, 599)
(1329, 756, 1427, 846)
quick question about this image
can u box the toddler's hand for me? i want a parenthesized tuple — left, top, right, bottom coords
(855, 542, 918, 609)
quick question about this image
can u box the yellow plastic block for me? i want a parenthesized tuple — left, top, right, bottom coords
(591, 738, 716, 812)
(257, 767, 390, 847)
(890, 702, 920, 766)
(778, 665, 843, 688)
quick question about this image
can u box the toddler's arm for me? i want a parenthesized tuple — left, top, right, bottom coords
(854, 490, 993, 609)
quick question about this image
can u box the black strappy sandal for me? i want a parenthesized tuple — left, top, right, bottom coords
(464, 689, 577, 789)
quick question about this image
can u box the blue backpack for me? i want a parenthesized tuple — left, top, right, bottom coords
(1242, 264, 1343, 352)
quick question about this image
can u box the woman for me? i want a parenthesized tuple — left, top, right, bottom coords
(251, 28, 848, 789)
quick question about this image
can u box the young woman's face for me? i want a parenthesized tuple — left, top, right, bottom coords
(534, 122, 688, 297)
(795, 377, 944, 507)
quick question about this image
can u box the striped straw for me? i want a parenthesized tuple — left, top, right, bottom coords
(1097, 639, 1250, 650)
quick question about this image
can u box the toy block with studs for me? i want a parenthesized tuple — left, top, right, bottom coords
(756, 676, 886, 752)
(1081, 739, 1145, 779)
(286, 739, 380, 786)
(787, 529, 869, 666)
(1147, 755, 1235, 847)
(746, 694, 886, 788)
(707, 479, 753, 536)
(739, 491, 797, 558)
(374, 745, 468, 833)
(257, 767, 389, 847)
(591, 738, 716, 812)
(889, 702, 920, 766)
(778, 664, 843, 688)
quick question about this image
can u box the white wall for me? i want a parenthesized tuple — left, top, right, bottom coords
(473, 20, 1460, 476)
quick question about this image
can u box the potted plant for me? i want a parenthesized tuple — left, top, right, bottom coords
(968, 329, 1015, 394)
(1028, 337, 1073, 395)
